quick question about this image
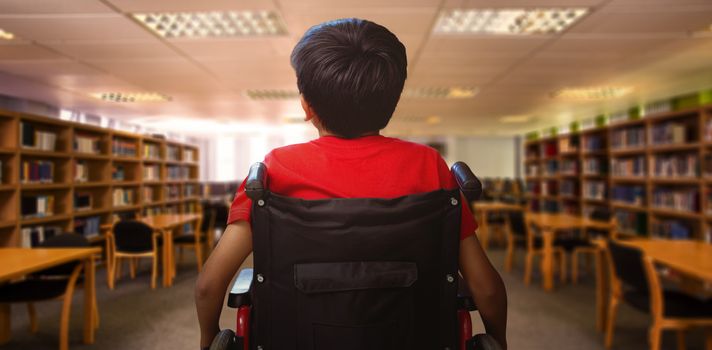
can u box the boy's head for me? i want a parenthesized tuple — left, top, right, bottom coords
(291, 18, 407, 138)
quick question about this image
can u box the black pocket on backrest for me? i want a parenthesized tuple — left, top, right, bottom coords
(293, 261, 418, 350)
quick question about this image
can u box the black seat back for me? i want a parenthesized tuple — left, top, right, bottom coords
(113, 221, 154, 253)
(35, 233, 90, 277)
(607, 240, 648, 293)
(250, 190, 462, 350)
(213, 203, 229, 232)
(507, 211, 527, 239)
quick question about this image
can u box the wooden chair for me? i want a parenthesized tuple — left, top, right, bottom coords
(571, 208, 615, 284)
(604, 240, 712, 350)
(505, 211, 566, 285)
(174, 212, 210, 271)
(0, 234, 99, 350)
(107, 220, 161, 289)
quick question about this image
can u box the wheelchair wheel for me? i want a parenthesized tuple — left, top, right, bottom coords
(209, 329, 238, 350)
(472, 333, 503, 350)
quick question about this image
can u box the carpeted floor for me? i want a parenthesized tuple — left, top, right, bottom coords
(1, 248, 708, 349)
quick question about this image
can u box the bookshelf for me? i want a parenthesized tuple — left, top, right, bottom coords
(525, 105, 712, 243)
(0, 109, 201, 248)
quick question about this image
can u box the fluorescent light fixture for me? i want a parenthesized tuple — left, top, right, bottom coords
(434, 8, 588, 35)
(403, 87, 478, 99)
(0, 28, 15, 40)
(133, 11, 288, 39)
(246, 89, 300, 100)
(553, 87, 633, 100)
(499, 115, 531, 123)
(90, 92, 171, 103)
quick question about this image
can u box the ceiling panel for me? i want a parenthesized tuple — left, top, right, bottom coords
(0, 0, 114, 14)
(442, 0, 608, 7)
(0, 60, 103, 81)
(46, 40, 177, 60)
(570, 10, 712, 34)
(0, 15, 154, 42)
(106, 0, 275, 13)
(546, 37, 676, 54)
(0, 43, 65, 60)
(87, 57, 206, 77)
(173, 39, 284, 60)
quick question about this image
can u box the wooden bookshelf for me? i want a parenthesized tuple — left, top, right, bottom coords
(524, 105, 712, 242)
(0, 109, 201, 248)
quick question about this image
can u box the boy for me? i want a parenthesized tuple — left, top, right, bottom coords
(195, 18, 507, 349)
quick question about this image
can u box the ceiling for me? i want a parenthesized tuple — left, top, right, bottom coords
(0, 0, 711, 137)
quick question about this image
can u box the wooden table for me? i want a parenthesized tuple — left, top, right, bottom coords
(140, 214, 202, 287)
(0, 247, 100, 345)
(595, 239, 712, 334)
(473, 202, 523, 250)
(526, 213, 614, 292)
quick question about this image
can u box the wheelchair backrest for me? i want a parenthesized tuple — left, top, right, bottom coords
(249, 189, 463, 350)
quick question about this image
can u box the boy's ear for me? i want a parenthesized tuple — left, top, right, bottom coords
(300, 95, 316, 122)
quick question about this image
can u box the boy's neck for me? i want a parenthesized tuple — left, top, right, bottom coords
(318, 129, 380, 138)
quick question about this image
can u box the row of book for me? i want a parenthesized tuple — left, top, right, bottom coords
(74, 135, 100, 154)
(166, 185, 180, 199)
(560, 159, 578, 175)
(652, 188, 698, 212)
(650, 122, 690, 145)
(167, 146, 181, 161)
(20, 225, 61, 247)
(184, 184, 197, 197)
(112, 164, 125, 181)
(143, 165, 160, 181)
(583, 181, 606, 200)
(651, 153, 698, 178)
(583, 135, 605, 152)
(560, 180, 577, 196)
(611, 127, 645, 150)
(113, 188, 135, 207)
(74, 216, 101, 238)
(20, 160, 54, 183)
(143, 187, 157, 202)
(144, 206, 162, 216)
(612, 185, 645, 205)
(184, 149, 196, 162)
(143, 143, 160, 159)
(583, 158, 605, 175)
(112, 139, 137, 157)
(21, 122, 57, 151)
(21, 195, 55, 218)
(651, 219, 692, 240)
(167, 166, 189, 180)
(615, 210, 647, 236)
(75, 160, 89, 183)
(526, 164, 539, 177)
(558, 137, 578, 153)
(611, 157, 645, 177)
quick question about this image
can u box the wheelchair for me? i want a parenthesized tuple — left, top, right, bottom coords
(211, 161, 503, 350)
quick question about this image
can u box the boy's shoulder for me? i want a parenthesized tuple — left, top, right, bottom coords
(269, 136, 441, 157)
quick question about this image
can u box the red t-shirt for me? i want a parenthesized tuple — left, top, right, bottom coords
(227, 135, 477, 240)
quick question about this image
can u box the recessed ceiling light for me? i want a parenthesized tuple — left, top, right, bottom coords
(0, 28, 15, 40)
(403, 87, 479, 99)
(133, 11, 288, 39)
(434, 8, 588, 35)
(499, 115, 531, 123)
(246, 89, 300, 100)
(553, 87, 633, 100)
(90, 92, 171, 103)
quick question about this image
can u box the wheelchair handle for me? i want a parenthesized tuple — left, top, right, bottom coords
(245, 162, 267, 200)
(451, 162, 482, 203)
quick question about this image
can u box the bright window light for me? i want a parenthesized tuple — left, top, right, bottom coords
(553, 87, 633, 100)
(0, 28, 14, 40)
(402, 87, 479, 99)
(133, 11, 288, 39)
(434, 8, 588, 35)
(90, 92, 171, 103)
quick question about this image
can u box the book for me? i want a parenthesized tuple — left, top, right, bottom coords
(21, 195, 55, 218)
(615, 210, 647, 236)
(75, 160, 89, 183)
(166, 185, 180, 200)
(112, 164, 125, 181)
(142, 143, 160, 159)
(143, 187, 155, 203)
(652, 187, 698, 212)
(611, 127, 645, 150)
(183, 149, 196, 162)
(167, 145, 180, 161)
(612, 185, 645, 205)
(20, 160, 55, 184)
(112, 188, 135, 207)
(583, 134, 604, 152)
(112, 138, 137, 157)
(21, 123, 58, 151)
(20, 225, 62, 247)
(74, 135, 100, 154)
(167, 165, 188, 180)
(650, 153, 698, 178)
(611, 156, 646, 177)
(74, 216, 101, 238)
(583, 181, 606, 200)
(143, 165, 160, 181)
(651, 219, 692, 240)
(650, 122, 689, 145)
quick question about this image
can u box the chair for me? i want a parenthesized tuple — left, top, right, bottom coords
(107, 220, 161, 289)
(174, 207, 211, 271)
(210, 162, 502, 350)
(571, 208, 614, 284)
(604, 240, 712, 350)
(505, 211, 566, 285)
(0, 233, 98, 350)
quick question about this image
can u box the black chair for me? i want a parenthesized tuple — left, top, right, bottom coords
(604, 240, 712, 350)
(0, 233, 97, 350)
(569, 208, 614, 284)
(175, 206, 213, 271)
(107, 220, 160, 289)
(210, 162, 501, 350)
(213, 203, 229, 233)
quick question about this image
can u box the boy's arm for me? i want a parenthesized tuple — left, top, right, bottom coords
(195, 221, 253, 348)
(459, 234, 508, 349)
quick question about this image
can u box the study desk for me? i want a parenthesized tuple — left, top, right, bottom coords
(472, 202, 523, 250)
(526, 213, 615, 291)
(0, 247, 100, 345)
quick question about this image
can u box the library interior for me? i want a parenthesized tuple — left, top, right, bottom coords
(1, 1, 712, 350)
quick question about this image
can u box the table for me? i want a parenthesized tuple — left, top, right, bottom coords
(0, 247, 100, 345)
(526, 213, 614, 292)
(595, 239, 712, 334)
(473, 202, 523, 250)
(140, 214, 202, 287)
